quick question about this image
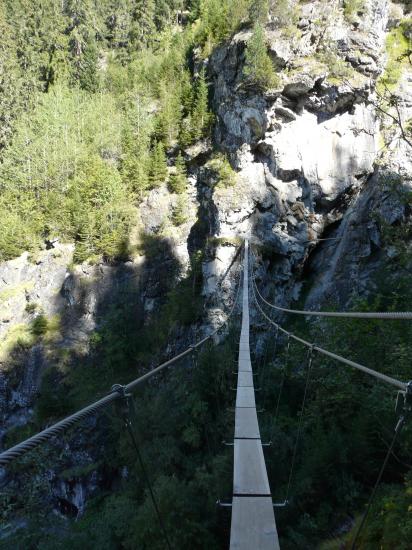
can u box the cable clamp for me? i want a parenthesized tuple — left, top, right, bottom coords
(307, 344, 316, 364)
(395, 380, 412, 421)
(111, 384, 132, 419)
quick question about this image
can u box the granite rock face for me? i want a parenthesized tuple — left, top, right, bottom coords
(200, 0, 411, 315)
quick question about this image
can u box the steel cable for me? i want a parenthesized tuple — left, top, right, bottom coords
(250, 272, 407, 391)
(269, 331, 288, 442)
(350, 415, 405, 549)
(283, 347, 314, 504)
(250, 248, 412, 320)
(0, 249, 244, 467)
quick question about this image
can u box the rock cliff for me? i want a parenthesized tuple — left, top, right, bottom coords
(0, 0, 411, 527)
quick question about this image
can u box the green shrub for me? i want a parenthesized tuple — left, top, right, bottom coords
(25, 302, 39, 314)
(243, 22, 280, 90)
(318, 47, 354, 82)
(208, 154, 237, 188)
(31, 314, 49, 336)
(171, 195, 189, 226)
(168, 153, 187, 194)
(379, 21, 412, 92)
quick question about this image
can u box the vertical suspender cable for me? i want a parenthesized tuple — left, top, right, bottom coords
(283, 347, 315, 503)
(350, 415, 406, 549)
(269, 331, 287, 442)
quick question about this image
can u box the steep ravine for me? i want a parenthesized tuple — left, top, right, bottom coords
(0, 0, 411, 545)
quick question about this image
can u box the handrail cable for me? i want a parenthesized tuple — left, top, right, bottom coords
(250, 249, 412, 542)
(251, 248, 412, 320)
(250, 272, 407, 391)
(0, 248, 244, 467)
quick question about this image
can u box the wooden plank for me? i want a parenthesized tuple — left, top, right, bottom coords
(236, 386, 256, 408)
(230, 497, 280, 550)
(237, 371, 253, 387)
(233, 439, 271, 495)
(235, 407, 261, 439)
(230, 239, 278, 550)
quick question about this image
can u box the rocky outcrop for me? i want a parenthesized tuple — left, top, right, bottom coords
(200, 0, 411, 314)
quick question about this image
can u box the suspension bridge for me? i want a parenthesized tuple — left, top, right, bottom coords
(1, 238, 412, 549)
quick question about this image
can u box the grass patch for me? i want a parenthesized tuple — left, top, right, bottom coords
(0, 324, 36, 364)
(0, 282, 34, 303)
(379, 21, 412, 92)
(0, 313, 62, 365)
(207, 154, 237, 188)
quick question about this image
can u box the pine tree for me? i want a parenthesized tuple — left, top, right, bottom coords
(243, 23, 278, 90)
(0, 6, 23, 150)
(130, 0, 156, 48)
(171, 194, 188, 225)
(155, 81, 182, 148)
(149, 141, 168, 188)
(65, 0, 99, 91)
(191, 68, 212, 141)
(169, 153, 187, 194)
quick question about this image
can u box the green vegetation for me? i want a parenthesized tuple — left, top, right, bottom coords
(379, 20, 412, 92)
(0, 324, 35, 364)
(252, 274, 412, 548)
(0, 282, 34, 303)
(0, 0, 222, 264)
(243, 22, 279, 89)
(25, 302, 39, 314)
(209, 153, 237, 188)
(169, 153, 187, 194)
(248, 0, 269, 24)
(343, 0, 365, 23)
(171, 195, 189, 225)
(319, 47, 355, 83)
(149, 140, 169, 188)
(30, 315, 49, 337)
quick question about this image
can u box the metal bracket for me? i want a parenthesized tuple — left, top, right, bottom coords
(216, 499, 232, 508)
(227, 408, 265, 413)
(231, 387, 261, 391)
(223, 440, 272, 447)
(273, 500, 288, 508)
(395, 381, 412, 419)
(111, 384, 132, 419)
(217, 498, 288, 508)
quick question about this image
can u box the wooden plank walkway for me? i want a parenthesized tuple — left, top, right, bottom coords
(229, 240, 280, 550)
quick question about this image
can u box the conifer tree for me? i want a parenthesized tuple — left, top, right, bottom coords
(131, 0, 156, 48)
(191, 68, 212, 140)
(243, 22, 278, 90)
(149, 141, 168, 187)
(155, 81, 182, 148)
(0, 6, 23, 150)
(169, 153, 187, 194)
(171, 194, 188, 225)
(65, 0, 99, 91)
